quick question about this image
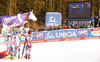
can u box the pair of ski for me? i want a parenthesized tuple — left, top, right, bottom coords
(21, 31, 37, 59)
(21, 38, 30, 59)
(20, 31, 37, 59)
(21, 38, 26, 59)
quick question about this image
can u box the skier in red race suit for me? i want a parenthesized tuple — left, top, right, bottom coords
(21, 30, 37, 59)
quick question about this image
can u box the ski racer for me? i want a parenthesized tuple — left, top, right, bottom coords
(21, 30, 37, 59)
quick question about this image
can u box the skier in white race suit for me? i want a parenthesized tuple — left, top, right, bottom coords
(12, 31, 19, 57)
(6, 32, 13, 57)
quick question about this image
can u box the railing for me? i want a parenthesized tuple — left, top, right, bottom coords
(20, 28, 100, 41)
(0, 28, 100, 44)
(0, 28, 100, 43)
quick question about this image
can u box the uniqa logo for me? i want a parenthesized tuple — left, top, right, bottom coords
(46, 32, 55, 39)
(48, 16, 57, 22)
(46, 31, 76, 39)
(46, 23, 59, 26)
(4, 16, 17, 24)
(78, 30, 88, 36)
(56, 31, 76, 38)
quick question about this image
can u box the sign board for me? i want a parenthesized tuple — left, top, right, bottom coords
(45, 12, 62, 28)
(77, 29, 89, 37)
(45, 29, 77, 40)
(90, 28, 100, 37)
(66, 19, 90, 27)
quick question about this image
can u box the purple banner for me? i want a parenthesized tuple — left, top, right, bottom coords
(34, 32, 45, 40)
(77, 29, 89, 37)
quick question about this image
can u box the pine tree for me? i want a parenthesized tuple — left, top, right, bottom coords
(0, 0, 99, 26)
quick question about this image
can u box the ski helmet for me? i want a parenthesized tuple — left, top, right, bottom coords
(28, 31, 31, 34)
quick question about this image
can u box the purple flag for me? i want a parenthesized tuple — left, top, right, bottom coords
(0, 12, 31, 28)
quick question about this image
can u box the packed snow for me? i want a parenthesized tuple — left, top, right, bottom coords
(0, 39, 100, 62)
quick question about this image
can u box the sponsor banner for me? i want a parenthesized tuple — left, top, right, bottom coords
(34, 32, 45, 40)
(1, 28, 100, 44)
(45, 29, 77, 40)
(1, 36, 100, 45)
(45, 30, 63, 40)
(63, 29, 77, 38)
(45, 12, 62, 28)
(20, 32, 35, 41)
(90, 28, 100, 37)
(32, 32, 35, 41)
(77, 29, 89, 37)
(20, 36, 25, 41)
(66, 20, 90, 27)
(0, 38, 5, 43)
(0, 35, 5, 43)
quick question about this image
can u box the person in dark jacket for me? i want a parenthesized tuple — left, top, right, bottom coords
(94, 16, 98, 27)
(98, 19, 100, 27)
(72, 25, 76, 29)
(80, 24, 84, 29)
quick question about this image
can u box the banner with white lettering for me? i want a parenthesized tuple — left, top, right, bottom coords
(89, 28, 100, 37)
(34, 32, 45, 40)
(45, 12, 62, 28)
(45, 29, 77, 40)
(0, 34, 5, 43)
(63, 29, 77, 38)
(45, 30, 63, 40)
(77, 29, 89, 37)
(66, 20, 90, 27)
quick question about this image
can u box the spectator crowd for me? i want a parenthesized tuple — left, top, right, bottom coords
(33, 15, 100, 32)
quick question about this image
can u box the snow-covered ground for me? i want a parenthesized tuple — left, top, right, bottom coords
(0, 39, 100, 62)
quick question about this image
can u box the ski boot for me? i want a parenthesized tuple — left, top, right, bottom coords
(24, 54, 31, 59)
(10, 54, 14, 60)
(6, 52, 8, 60)
(13, 55, 17, 59)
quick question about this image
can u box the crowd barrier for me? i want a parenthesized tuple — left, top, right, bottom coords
(0, 28, 100, 44)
